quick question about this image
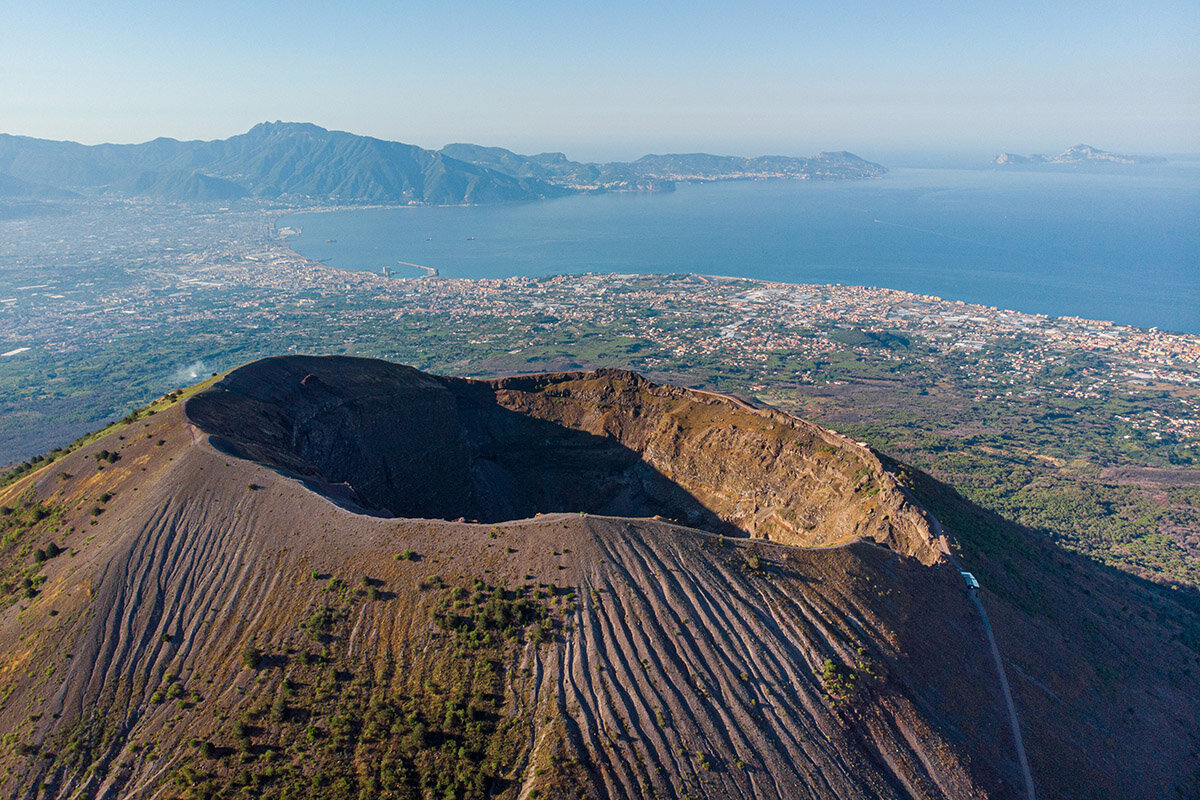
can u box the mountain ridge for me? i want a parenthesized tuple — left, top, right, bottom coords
(440, 142, 885, 191)
(0, 122, 885, 205)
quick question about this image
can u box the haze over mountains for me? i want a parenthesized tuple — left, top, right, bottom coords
(1, 357, 1196, 799)
(0, 122, 886, 205)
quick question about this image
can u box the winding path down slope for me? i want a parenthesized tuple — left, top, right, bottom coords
(970, 591, 1035, 800)
(934, 519, 1036, 800)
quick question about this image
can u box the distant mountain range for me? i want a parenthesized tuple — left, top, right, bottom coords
(440, 142, 884, 192)
(993, 143, 1166, 168)
(0, 122, 886, 205)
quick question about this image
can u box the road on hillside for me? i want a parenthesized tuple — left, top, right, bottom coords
(931, 516, 1037, 800)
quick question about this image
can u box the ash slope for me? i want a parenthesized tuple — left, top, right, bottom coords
(0, 356, 1194, 800)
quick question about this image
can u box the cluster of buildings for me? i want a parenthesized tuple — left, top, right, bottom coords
(1, 202, 1197, 452)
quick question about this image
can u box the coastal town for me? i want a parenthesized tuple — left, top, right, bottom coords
(1, 200, 1198, 456)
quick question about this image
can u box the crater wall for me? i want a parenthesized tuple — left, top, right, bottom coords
(186, 356, 941, 562)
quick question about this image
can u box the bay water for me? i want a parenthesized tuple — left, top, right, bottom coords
(281, 165, 1200, 332)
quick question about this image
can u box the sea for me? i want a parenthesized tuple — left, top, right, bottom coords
(280, 164, 1200, 333)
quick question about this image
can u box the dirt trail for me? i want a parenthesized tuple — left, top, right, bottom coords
(971, 592, 1036, 800)
(932, 515, 1036, 800)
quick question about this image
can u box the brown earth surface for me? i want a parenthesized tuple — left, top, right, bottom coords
(0, 356, 1195, 800)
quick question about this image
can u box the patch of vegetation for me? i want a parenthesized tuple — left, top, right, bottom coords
(164, 577, 576, 800)
(242, 645, 263, 670)
(432, 579, 557, 652)
(302, 606, 343, 642)
(0, 496, 66, 608)
(820, 658, 860, 705)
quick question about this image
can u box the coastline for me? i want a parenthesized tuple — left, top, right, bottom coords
(275, 168, 1200, 334)
(269, 233, 1200, 379)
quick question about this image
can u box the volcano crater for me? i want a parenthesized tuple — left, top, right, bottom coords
(185, 355, 940, 560)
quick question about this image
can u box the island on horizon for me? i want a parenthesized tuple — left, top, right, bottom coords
(993, 143, 1167, 168)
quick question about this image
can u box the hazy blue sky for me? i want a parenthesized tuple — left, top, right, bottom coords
(2, 0, 1196, 160)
